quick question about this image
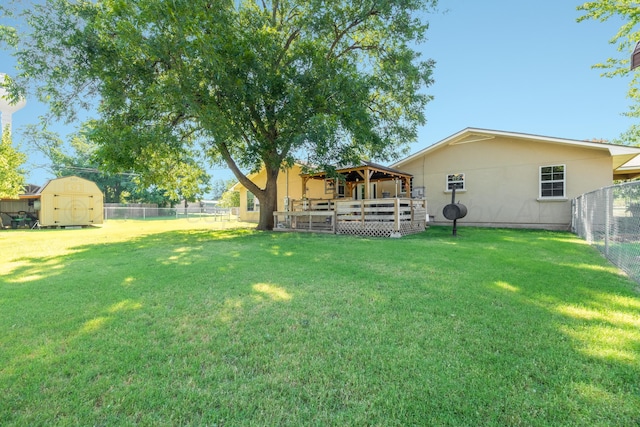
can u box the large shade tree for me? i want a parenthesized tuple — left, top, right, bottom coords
(2, 0, 437, 229)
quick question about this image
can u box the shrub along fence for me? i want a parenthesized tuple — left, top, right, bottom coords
(572, 181, 640, 283)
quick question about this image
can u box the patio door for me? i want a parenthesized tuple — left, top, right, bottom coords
(353, 183, 377, 200)
(353, 184, 364, 200)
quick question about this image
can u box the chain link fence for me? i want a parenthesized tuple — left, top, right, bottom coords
(572, 181, 640, 283)
(104, 206, 239, 222)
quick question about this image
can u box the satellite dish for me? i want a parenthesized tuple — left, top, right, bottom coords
(631, 41, 640, 71)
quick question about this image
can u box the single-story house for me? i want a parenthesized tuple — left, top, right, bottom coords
(231, 128, 640, 232)
(383, 128, 640, 230)
(0, 176, 104, 228)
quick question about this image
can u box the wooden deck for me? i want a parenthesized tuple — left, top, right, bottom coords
(273, 198, 427, 237)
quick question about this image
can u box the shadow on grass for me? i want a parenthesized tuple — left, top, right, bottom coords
(1, 226, 639, 425)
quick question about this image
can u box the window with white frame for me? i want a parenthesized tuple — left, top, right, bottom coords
(539, 165, 565, 198)
(247, 191, 259, 211)
(446, 173, 465, 191)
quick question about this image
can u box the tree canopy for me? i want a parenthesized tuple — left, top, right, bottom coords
(0, 126, 26, 199)
(20, 124, 210, 205)
(2, 0, 437, 229)
(578, 1, 640, 144)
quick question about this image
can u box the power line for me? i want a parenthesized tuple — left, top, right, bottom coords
(61, 165, 140, 176)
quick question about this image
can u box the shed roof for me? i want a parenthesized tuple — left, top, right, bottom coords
(34, 175, 102, 194)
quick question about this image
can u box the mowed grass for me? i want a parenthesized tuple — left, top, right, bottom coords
(1, 220, 639, 426)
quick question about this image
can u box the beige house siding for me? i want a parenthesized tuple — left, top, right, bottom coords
(386, 133, 615, 230)
(233, 129, 640, 229)
(236, 165, 325, 222)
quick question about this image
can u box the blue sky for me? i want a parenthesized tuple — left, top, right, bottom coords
(0, 0, 634, 185)
(421, 1, 632, 145)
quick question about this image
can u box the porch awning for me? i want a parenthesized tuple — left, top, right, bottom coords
(301, 161, 412, 182)
(301, 161, 413, 200)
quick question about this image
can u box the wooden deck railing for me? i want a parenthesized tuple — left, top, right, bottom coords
(273, 198, 427, 237)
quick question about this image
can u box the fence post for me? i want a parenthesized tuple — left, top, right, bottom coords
(605, 189, 610, 256)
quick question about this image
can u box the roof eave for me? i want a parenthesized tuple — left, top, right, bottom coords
(392, 128, 640, 172)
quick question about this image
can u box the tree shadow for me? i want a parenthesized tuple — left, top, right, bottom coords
(0, 227, 639, 425)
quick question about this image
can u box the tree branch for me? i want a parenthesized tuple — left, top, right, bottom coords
(336, 43, 380, 58)
(326, 8, 379, 60)
(247, 103, 271, 141)
(275, 29, 300, 67)
(272, 0, 279, 25)
(217, 140, 262, 196)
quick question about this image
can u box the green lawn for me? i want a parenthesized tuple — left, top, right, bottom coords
(1, 221, 639, 426)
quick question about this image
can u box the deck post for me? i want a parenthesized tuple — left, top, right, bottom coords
(332, 211, 336, 234)
(394, 198, 400, 232)
(410, 199, 414, 222)
(301, 176, 309, 199)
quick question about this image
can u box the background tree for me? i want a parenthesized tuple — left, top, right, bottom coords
(0, 126, 26, 198)
(20, 124, 211, 204)
(219, 189, 240, 209)
(21, 124, 137, 203)
(578, 1, 640, 144)
(216, 179, 241, 208)
(3, 0, 437, 229)
(210, 178, 239, 200)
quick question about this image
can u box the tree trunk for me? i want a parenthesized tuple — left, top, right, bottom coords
(217, 142, 280, 231)
(255, 166, 279, 230)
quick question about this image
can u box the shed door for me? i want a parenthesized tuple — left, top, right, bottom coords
(53, 195, 91, 225)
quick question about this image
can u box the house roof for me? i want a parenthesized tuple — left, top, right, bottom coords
(392, 128, 640, 180)
(231, 161, 413, 192)
(0, 183, 41, 201)
(23, 184, 41, 194)
(614, 154, 640, 180)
